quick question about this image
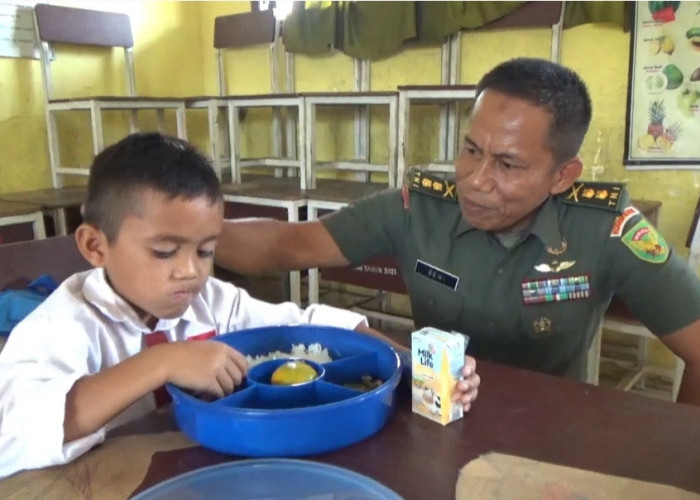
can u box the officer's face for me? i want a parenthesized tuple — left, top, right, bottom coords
(455, 89, 578, 232)
(81, 189, 223, 330)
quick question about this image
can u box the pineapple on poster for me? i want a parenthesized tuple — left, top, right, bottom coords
(626, 1, 700, 166)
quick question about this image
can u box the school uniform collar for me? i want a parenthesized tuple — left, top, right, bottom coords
(454, 196, 563, 250)
(82, 268, 198, 333)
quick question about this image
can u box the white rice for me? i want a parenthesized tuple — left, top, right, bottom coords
(246, 343, 332, 367)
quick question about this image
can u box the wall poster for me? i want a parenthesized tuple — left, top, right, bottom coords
(625, 1, 700, 169)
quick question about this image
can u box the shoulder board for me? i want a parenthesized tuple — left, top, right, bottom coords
(561, 181, 625, 212)
(408, 169, 457, 203)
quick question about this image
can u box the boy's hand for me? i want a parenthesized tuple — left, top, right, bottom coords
(452, 356, 480, 413)
(160, 341, 249, 398)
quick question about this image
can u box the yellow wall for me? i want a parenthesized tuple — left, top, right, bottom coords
(2, 3, 699, 252)
(0, 1, 204, 194)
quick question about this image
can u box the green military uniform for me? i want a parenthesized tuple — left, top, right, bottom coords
(321, 173, 700, 380)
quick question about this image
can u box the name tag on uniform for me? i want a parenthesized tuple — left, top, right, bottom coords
(521, 275, 590, 305)
(415, 259, 459, 290)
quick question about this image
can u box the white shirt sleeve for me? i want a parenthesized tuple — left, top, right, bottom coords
(0, 304, 105, 478)
(201, 278, 368, 333)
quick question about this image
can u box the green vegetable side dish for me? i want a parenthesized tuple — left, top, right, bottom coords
(663, 64, 684, 90)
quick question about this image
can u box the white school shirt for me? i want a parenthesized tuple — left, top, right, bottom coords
(0, 268, 367, 478)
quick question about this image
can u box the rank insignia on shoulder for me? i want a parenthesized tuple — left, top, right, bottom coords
(409, 169, 457, 202)
(621, 219, 669, 264)
(562, 182, 624, 212)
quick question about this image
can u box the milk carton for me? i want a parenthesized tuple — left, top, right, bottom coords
(411, 327, 467, 425)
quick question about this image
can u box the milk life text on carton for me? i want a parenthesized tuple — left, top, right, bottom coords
(411, 327, 468, 425)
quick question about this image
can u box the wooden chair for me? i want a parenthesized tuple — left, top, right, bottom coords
(33, 4, 188, 188)
(0, 235, 88, 352)
(207, 10, 307, 305)
(0, 201, 46, 243)
(0, 235, 88, 291)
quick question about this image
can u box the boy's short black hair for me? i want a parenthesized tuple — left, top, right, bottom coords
(83, 133, 222, 242)
(476, 57, 592, 165)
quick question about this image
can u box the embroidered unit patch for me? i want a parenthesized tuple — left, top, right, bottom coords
(621, 219, 669, 264)
(562, 182, 624, 212)
(409, 169, 457, 202)
(521, 275, 590, 305)
(610, 206, 640, 237)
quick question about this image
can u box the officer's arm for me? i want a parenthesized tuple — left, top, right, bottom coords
(215, 219, 351, 273)
(657, 319, 700, 406)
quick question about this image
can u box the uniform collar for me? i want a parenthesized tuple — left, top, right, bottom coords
(527, 196, 564, 250)
(454, 196, 563, 250)
(82, 268, 197, 333)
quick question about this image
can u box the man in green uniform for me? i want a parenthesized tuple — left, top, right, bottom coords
(215, 58, 700, 406)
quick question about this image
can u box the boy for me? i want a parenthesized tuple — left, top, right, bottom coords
(0, 133, 386, 478)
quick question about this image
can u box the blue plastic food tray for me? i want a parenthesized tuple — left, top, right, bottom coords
(167, 325, 402, 457)
(131, 459, 403, 499)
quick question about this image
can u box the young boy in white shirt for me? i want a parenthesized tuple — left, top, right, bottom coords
(0, 133, 392, 477)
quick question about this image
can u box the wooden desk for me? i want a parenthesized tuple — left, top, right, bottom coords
(9, 362, 693, 498)
(0, 187, 85, 236)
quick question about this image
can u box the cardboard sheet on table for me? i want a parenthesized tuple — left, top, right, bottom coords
(456, 452, 700, 500)
(0, 431, 195, 500)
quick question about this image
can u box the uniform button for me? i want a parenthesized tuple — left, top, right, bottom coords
(429, 299, 435, 307)
(497, 268, 504, 274)
(488, 322, 494, 328)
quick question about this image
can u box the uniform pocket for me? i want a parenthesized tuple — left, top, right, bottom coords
(407, 275, 463, 330)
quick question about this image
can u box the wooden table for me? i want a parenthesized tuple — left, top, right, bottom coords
(101, 361, 700, 498)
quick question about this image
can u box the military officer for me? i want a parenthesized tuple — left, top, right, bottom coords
(215, 58, 700, 406)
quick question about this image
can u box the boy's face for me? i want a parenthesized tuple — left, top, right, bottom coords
(93, 190, 224, 328)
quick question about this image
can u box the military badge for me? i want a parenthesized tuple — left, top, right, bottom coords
(546, 238, 568, 256)
(562, 182, 624, 212)
(409, 169, 457, 202)
(521, 275, 590, 304)
(621, 219, 669, 264)
(532, 316, 553, 337)
(534, 260, 576, 273)
(610, 206, 640, 237)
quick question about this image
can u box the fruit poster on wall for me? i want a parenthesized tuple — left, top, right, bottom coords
(624, 1, 700, 168)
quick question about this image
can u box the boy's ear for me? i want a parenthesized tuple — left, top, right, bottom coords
(75, 223, 109, 268)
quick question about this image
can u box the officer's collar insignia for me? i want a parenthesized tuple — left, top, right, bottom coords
(534, 260, 576, 273)
(532, 316, 553, 337)
(562, 181, 624, 212)
(621, 219, 670, 264)
(409, 170, 457, 202)
(546, 238, 567, 256)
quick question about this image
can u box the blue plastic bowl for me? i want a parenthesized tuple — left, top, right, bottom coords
(131, 459, 402, 499)
(166, 325, 402, 457)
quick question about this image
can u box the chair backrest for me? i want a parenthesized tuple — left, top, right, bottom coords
(0, 235, 89, 291)
(214, 10, 286, 95)
(33, 4, 136, 101)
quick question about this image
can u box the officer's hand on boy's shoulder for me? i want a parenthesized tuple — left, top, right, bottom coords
(452, 356, 480, 413)
(157, 341, 248, 398)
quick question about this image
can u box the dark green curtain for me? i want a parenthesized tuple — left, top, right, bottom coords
(282, 1, 628, 61)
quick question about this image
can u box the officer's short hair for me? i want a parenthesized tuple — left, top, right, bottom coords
(83, 132, 222, 243)
(475, 58, 592, 165)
